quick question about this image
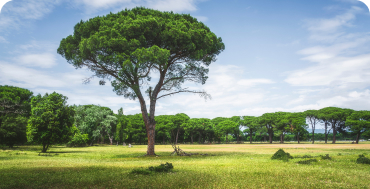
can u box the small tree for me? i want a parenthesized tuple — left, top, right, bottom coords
(242, 116, 260, 144)
(304, 110, 320, 144)
(27, 92, 75, 152)
(115, 108, 131, 145)
(218, 120, 237, 143)
(346, 110, 370, 144)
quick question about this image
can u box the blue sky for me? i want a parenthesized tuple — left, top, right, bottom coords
(1, 0, 370, 122)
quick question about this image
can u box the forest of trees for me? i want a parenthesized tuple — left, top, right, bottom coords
(1, 85, 370, 151)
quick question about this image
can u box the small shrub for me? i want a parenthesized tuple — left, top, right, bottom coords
(297, 159, 317, 164)
(356, 154, 370, 164)
(271, 149, 293, 162)
(131, 162, 174, 175)
(338, 153, 342, 156)
(320, 154, 331, 160)
(67, 133, 89, 147)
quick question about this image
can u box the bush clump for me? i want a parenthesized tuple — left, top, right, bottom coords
(320, 154, 331, 160)
(131, 162, 174, 175)
(271, 149, 293, 162)
(356, 154, 370, 164)
(67, 133, 89, 147)
(297, 159, 317, 164)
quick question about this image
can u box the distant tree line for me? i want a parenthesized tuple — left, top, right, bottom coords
(1, 85, 370, 152)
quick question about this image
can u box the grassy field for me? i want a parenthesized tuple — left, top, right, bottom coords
(1, 142, 370, 189)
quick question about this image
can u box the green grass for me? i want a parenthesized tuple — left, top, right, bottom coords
(1, 143, 370, 188)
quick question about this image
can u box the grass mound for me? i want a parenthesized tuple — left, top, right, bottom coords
(131, 162, 174, 175)
(271, 149, 293, 161)
(297, 159, 317, 165)
(356, 154, 370, 164)
(320, 154, 331, 160)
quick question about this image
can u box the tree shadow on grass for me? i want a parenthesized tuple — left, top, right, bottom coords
(0, 165, 216, 189)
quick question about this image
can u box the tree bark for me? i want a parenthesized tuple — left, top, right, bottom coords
(280, 134, 283, 144)
(297, 133, 300, 144)
(42, 144, 49, 153)
(268, 131, 273, 144)
(191, 133, 193, 144)
(175, 128, 180, 144)
(356, 133, 360, 144)
(250, 132, 253, 144)
(312, 131, 315, 144)
(332, 126, 336, 144)
(324, 122, 328, 144)
(163, 135, 165, 144)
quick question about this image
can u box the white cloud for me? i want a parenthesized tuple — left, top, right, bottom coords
(237, 79, 275, 87)
(16, 53, 57, 68)
(147, 0, 197, 12)
(74, 0, 199, 13)
(0, 0, 60, 31)
(0, 62, 66, 88)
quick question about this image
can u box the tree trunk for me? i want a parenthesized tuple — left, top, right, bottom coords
(226, 133, 228, 144)
(250, 132, 253, 144)
(332, 126, 336, 144)
(356, 133, 360, 144)
(175, 128, 179, 144)
(280, 134, 283, 144)
(163, 134, 165, 144)
(324, 123, 327, 143)
(312, 131, 315, 144)
(42, 144, 49, 153)
(236, 131, 240, 144)
(269, 131, 273, 144)
(146, 124, 155, 155)
(191, 133, 193, 144)
(297, 133, 300, 144)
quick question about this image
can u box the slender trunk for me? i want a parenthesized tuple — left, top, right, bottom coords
(332, 126, 336, 144)
(175, 128, 179, 144)
(191, 133, 193, 144)
(297, 133, 300, 144)
(356, 133, 360, 144)
(324, 122, 328, 144)
(198, 132, 201, 144)
(42, 144, 47, 153)
(269, 131, 273, 144)
(280, 134, 283, 144)
(250, 132, 253, 144)
(226, 133, 228, 144)
(236, 131, 240, 144)
(163, 134, 165, 144)
(312, 131, 315, 144)
(146, 123, 155, 155)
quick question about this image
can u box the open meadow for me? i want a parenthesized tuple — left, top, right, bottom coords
(1, 143, 370, 189)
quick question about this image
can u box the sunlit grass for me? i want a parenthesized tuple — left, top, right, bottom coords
(1, 143, 370, 188)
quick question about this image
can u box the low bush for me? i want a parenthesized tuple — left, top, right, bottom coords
(356, 154, 370, 164)
(271, 149, 293, 162)
(67, 133, 89, 147)
(320, 154, 331, 160)
(297, 159, 317, 164)
(131, 162, 174, 175)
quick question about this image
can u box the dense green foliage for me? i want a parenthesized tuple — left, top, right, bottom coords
(356, 154, 370, 164)
(131, 162, 174, 175)
(271, 149, 293, 161)
(0, 86, 33, 148)
(27, 92, 75, 152)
